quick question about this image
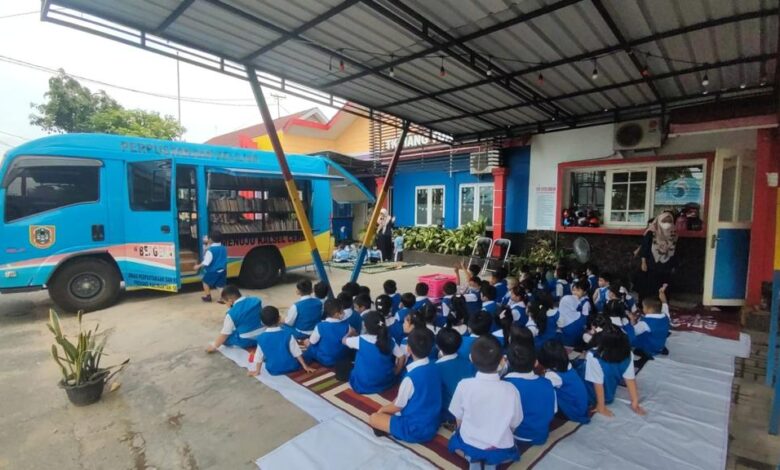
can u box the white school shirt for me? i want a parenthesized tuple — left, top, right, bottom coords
(437, 353, 458, 363)
(584, 350, 635, 384)
(201, 242, 222, 266)
(449, 373, 523, 450)
(481, 300, 497, 310)
(251, 326, 302, 364)
(441, 295, 453, 316)
(544, 363, 573, 388)
(416, 295, 430, 304)
(344, 334, 405, 358)
(308, 317, 343, 345)
(453, 324, 468, 336)
(219, 297, 266, 338)
(394, 358, 429, 408)
(525, 317, 539, 336)
(556, 295, 582, 328)
(633, 312, 667, 336)
(284, 295, 316, 331)
(504, 371, 557, 414)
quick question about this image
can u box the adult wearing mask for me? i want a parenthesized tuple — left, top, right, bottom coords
(637, 211, 678, 304)
(376, 208, 394, 262)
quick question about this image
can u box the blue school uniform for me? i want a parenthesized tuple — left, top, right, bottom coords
(389, 359, 443, 443)
(512, 303, 528, 326)
(463, 291, 482, 316)
(545, 368, 590, 424)
(349, 336, 399, 394)
(624, 294, 637, 313)
(558, 296, 586, 347)
(396, 306, 412, 324)
(554, 279, 571, 301)
(290, 296, 324, 339)
(457, 334, 480, 360)
(387, 317, 405, 345)
(333, 248, 350, 262)
(448, 432, 519, 466)
(587, 274, 598, 293)
(303, 319, 350, 367)
(501, 291, 512, 306)
(504, 373, 557, 445)
(533, 310, 560, 351)
(202, 243, 227, 288)
(401, 328, 439, 362)
(344, 308, 362, 332)
(630, 313, 670, 357)
(256, 327, 300, 375)
(594, 286, 609, 313)
(435, 354, 476, 421)
(413, 296, 431, 312)
(585, 350, 633, 405)
(389, 293, 401, 314)
(493, 281, 508, 304)
(481, 300, 499, 331)
(440, 295, 453, 317)
(224, 296, 263, 349)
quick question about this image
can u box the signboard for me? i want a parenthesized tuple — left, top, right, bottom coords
(534, 185, 557, 230)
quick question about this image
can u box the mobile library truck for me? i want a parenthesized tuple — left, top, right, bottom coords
(0, 134, 373, 311)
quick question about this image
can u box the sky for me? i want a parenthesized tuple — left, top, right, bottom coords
(0, 1, 338, 151)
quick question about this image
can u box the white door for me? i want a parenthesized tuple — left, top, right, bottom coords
(703, 149, 755, 306)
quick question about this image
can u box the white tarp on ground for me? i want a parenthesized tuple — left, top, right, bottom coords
(221, 331, 750, 470)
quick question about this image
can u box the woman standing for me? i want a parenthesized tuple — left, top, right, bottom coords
(636, 211, 678, 304)
(376, 208, 395, 262)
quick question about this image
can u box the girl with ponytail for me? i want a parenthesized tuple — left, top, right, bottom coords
(526, 296, 560, 351)
(344, 310, 406, 394)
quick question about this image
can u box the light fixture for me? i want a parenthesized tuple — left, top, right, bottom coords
(439, 57, 447, 78)
(702, 89, 708, 95)
(537, 72, 544, 85)
(760, 73, 768, 86)
(339, 58, 345, 72)
(389, 54, 395, 77)
(329, 56, 333, 72)
(486, 55, 493, 77)
(740, 82, 747, 89)
(701, 69, 709, 87)
(591, 59, 599, 80)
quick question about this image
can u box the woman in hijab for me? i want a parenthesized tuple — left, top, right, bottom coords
(636, 211, 678, 304)
(376, 208, 394, 262)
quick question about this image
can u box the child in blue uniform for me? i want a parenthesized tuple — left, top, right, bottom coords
(592, 272, 611, 313)
(368, 245, 383, 263)
(458, 310, 493, 360)
(445, 295, 470, 336)
(480, 284, 498, 316)
(344, 311, 406, 394)
(557, 280, 591, 347)
(375, 294, 404, 345)
(435, 327, 476, 424)
(501, 277, 516, 306)
(249, 306, 315, 376)
(333, 243, 350, 262)
(538, 339, 590, 424)
(490, 267, 509, 305)
(339, 292, 362, 332)
(413, 283, 431, 311)
(440, 281, 457, 318)
(504, 343, 556, 446)
(195, 231, 227, 302)
(383, 279, 401, 314)
(627, 285, 671, 357)
(284, 279, 324, 339)
(369, 328, 443, 443)
(396, 292, 416, 324)
(353, 293, 373, 333)
(401, 307, 440, 362)
(508, 285, 528, 325)
(552, 266, 571, 301)
(448, 336, 522, 468)
(303, 298, 352, 367)
(313, 281, 329, 305)
(206, 285, 263, 352)
(393, 232, 404, 262)
(586, 265, 599, 294)
(584, 323, 646, 417)
(526, 297, 560, 351)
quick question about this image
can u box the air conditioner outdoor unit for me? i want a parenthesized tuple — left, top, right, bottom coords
(470, 150, 500, 175)
(613, 118, 663, 151)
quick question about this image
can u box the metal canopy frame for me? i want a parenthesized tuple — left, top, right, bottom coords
(40, 0, 778, 144)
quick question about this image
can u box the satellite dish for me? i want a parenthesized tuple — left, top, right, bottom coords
(573, 237, 591, 263)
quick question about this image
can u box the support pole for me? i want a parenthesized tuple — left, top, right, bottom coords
(246, 68, 332, 295)
(350, 121, 410, 283)
(768, 190, 780, 387)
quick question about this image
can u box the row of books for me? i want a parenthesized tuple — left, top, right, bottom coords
(208, 197, 294, 212)
(210, 218, 302, 235)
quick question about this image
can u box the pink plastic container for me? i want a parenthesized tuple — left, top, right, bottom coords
(417, 273, 457, 303)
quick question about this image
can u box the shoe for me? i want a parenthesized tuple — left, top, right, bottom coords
(660, 347, 669, 356)
(372, 428, 388, 438)
(201, 295, 212, 302)
(216, 299, 226, 305)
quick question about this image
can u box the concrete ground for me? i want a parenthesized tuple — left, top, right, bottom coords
(0, 263, 443, 470)
(1, 262, 778, 469)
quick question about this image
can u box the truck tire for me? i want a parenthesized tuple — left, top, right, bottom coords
(49, 258, 121, 312)
(239, 249, 283, 289)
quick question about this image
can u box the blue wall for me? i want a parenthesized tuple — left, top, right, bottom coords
(504, 146, 530, 233)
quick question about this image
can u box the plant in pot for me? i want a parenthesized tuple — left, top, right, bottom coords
(48, 309, 128, 406)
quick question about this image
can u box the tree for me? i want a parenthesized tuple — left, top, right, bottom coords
(30, 70, 184, 140)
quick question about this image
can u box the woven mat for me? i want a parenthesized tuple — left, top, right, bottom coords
(669, 308, 741, 341)
(328, 261, 421, 274)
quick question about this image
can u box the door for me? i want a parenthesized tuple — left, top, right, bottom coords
(703, 149, 756, 305)
(176, 165, 199, 274)
(124, 159, 180, 292)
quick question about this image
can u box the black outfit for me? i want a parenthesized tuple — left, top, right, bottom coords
(376, 218, 394, 261)
(635, 232, 677, 305)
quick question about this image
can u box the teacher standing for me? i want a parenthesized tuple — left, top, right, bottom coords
(376, 208, 394, 262)
(637, 210, 678, 304)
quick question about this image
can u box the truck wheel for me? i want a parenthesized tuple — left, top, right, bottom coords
(49, 258, 121, 312)
(239, 249, 283, 289)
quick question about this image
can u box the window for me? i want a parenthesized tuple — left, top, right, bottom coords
(459, 183, 493, 227)
(3, 157, 100, 222)
(565, 160, 706, 229)
(415, 186, 444, 226)
(129, 160, 171, 211)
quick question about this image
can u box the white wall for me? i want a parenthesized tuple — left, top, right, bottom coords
(526, 124, 758, 231)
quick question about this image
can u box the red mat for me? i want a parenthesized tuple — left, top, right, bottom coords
(669, 308, 741, 341)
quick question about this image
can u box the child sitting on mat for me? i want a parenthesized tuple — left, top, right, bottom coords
(333, 243, 350, 263)
(435, 327, 476, 425)
(402, 308, 440, 362)
(313, 281, 329, 306)
(376, 294, 404, 345)
(383, 279, 401, 314)
(592, 272, 611, 313)
(206, 285, 263, 352)
(509, 284, 528, 325)
(504, 343, 556, 446)
(446, 295, 470, 336)
(538, 339, 590, 424)
(526, 296, 560, 351)
(396, 292, 416, 324)
(440, 281, 457, 318)
(369, 328, 443, 443)
(414, 282, 432, 311)
(353, 293, 373, 333)
(284, 279, 323, 339)
(343, 311, 406, 394)
(303, 298, 352, 367)
(340, 291, 361, 332)
(194, 231, 227, 303)
(458, 310, 493, 360)
(490, 267, 509, 305)
(584, 323, 646, 417)
(448, 336, 522, 469)
(368, 245, 383, 263)
(249, 306, 315, 376)
(626, 284, 671, 358)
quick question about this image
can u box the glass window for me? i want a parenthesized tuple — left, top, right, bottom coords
(460, 186, 474, 225)
(653, 165, 704, 217)
(609, 170, 647, 224)
(415, 186, 445, 226)
(129, 160, 171, 211)
(737, 160, 755, 222)
(459, 184, 493, 227)
(568, 171, 605, 215)
(478, 185, 493, 227)
(4, 163, 100, 222)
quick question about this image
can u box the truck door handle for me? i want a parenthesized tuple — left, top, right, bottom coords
(161, 225, 171, 234)
(92, 224, 105, 241)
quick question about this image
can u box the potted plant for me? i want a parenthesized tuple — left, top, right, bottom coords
(47, 309, 128, 406)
